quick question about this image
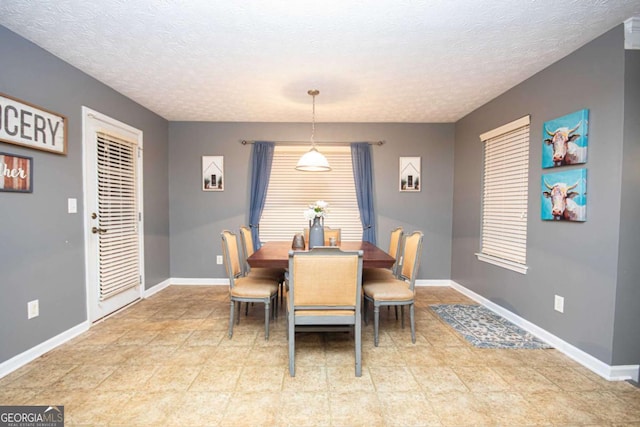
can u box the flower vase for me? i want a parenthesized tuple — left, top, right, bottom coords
(308, 216, 324, 249)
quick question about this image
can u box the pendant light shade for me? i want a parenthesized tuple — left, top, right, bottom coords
(295, 89, 331, 172)
(296, 147, 331, 171)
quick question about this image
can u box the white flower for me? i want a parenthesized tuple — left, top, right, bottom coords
(303, 200, 329, 220)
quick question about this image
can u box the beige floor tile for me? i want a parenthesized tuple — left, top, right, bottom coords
(50, 365, 117, 390)
(327, 366, 376, 392)
(330, 391, 385, 426)
(378, 391, 442, 426)
(282, 366, 329, 392)
(144, 365, 201, 391)
(163, 391, 231, 426)
(492, 366, 561, 392)
(523, 391, 603, 425)
(410, 366, 469, 395)
(189, 365, 242, 392)
(370, 366, 421, 392)
(236, 366, 285, 392)
(474, 391, 549, 425)
(452, 366, 511, 392)
(219, 392, 280, 427)
(537, 366, 601, 391)
(429, 391, 495, 426)
(277, 391, 331, 426)
(96, 364, 158, 391)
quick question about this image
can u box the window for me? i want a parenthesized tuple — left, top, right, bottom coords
(259, 145, 362, 242)
(476, 115, 530, 274)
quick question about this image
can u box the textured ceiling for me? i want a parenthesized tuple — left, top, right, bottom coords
(1, 1, 639, 122)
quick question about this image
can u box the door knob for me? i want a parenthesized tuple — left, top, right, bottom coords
(92, 227, 108, 234)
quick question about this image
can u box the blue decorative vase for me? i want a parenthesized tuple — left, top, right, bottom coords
(308, 216, 324, 248)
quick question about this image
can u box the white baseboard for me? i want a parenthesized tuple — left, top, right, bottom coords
(0, 321, 90, 379)
(448, 280, 640, 382)
(144, 278, 172, 298)
(415, 279, 453, 287)
(170, 278, 228, 286)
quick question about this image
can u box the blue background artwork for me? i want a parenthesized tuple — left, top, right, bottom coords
(542, 109, 589, 168)
(541, 168, 587, 221)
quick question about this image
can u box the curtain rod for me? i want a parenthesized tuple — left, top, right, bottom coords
(240, 139, 385, 146)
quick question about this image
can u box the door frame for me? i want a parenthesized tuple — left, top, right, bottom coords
(81, 106, 145, 322)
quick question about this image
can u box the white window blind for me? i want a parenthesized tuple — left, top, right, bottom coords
(259, 145, 362, 242)
(476, 116, 530, 274)
(96, 132, 140, 300)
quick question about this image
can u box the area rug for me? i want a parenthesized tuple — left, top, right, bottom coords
(429, 304, 552, 349)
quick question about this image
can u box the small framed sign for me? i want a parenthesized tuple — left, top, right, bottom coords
(0, 92, 67, 155)
(399, 156, 421, 192)
(202, 156, 224, 191)
(0, 152, 33, 193)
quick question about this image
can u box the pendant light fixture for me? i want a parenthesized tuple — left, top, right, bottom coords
(295, 89, 331, 172)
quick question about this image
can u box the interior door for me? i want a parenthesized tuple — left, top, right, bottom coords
(83, 107, 144, 322)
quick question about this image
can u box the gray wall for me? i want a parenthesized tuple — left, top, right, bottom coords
(613, 49, 640, 366)
(452, 25, 638, 365)
(0, 26, 170, 363)
(169, 122, 454, 280)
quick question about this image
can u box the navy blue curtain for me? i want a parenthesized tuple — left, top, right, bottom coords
(248, 141, 275, 249)
(351, 143, 377, 244)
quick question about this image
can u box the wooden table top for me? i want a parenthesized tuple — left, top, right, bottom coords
(247, 241, 395, 269)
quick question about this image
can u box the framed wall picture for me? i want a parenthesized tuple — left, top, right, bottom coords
(0, 92, 67, 155)
(0, 152, 33, 193)
(541, 168, 587, 221)
(542, 109, 589, 168)
(202, 156, 224, 191)
(399, 156, 420, 191)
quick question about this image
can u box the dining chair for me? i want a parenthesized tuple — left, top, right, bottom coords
(323, 226, 341, 245)
(362, 230, 423, 346)
(239, 226, 286, 308)
(287, 247, 364, 377)
(363, 226, 403, 282)
(221, 230, 279, 340)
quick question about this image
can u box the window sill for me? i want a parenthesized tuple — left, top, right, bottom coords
(475, 253, 528, 275)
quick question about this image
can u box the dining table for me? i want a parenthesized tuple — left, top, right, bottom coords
(247, 241, 395, 270)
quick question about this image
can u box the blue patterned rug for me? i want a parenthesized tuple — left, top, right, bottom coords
(430, 304, 552, 349)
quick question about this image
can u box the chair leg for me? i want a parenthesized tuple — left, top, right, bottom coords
(395, 306, 399, 320)
(236, 301, 242, 325)
(410, 303, 416, 344)
(374, 304, 380, 347)
(401, 305, 405, 329)
(228, 300, 235, 338)
(355, 313, 362, 377)
(264, 300, 270, 340)
(363, 298, 368, 325)
(288, 312, 296, 376)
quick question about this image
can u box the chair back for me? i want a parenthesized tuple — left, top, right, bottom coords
(288, 247, 363, 312)
(324, 227, 341, 245)
(239, 225, 254, 274)
(221, 230, 243, 288)
(397, 231, 424, 290)
(388, 226, 403, 275)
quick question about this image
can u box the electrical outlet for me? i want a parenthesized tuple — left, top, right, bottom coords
(554, 295, 564, 313)
(28, 300, 39, 319)
(216, 255, 223, 265)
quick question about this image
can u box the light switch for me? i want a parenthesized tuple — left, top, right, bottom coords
(68, 198, 77, 214)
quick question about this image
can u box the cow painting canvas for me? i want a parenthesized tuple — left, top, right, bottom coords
(541, 169, 587, 222)
(542, 109, 589, 168)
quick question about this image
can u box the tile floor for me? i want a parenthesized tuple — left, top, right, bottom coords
(1, 285, 639, 426)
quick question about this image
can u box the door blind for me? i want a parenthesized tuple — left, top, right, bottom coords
(480, 117, 530, 268)
(96, 132, 140, 301)
(259, 145, 362, 242)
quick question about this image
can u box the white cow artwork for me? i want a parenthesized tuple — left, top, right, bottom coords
(541, 169, 587, 222)
(542, 109, 589, 169)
